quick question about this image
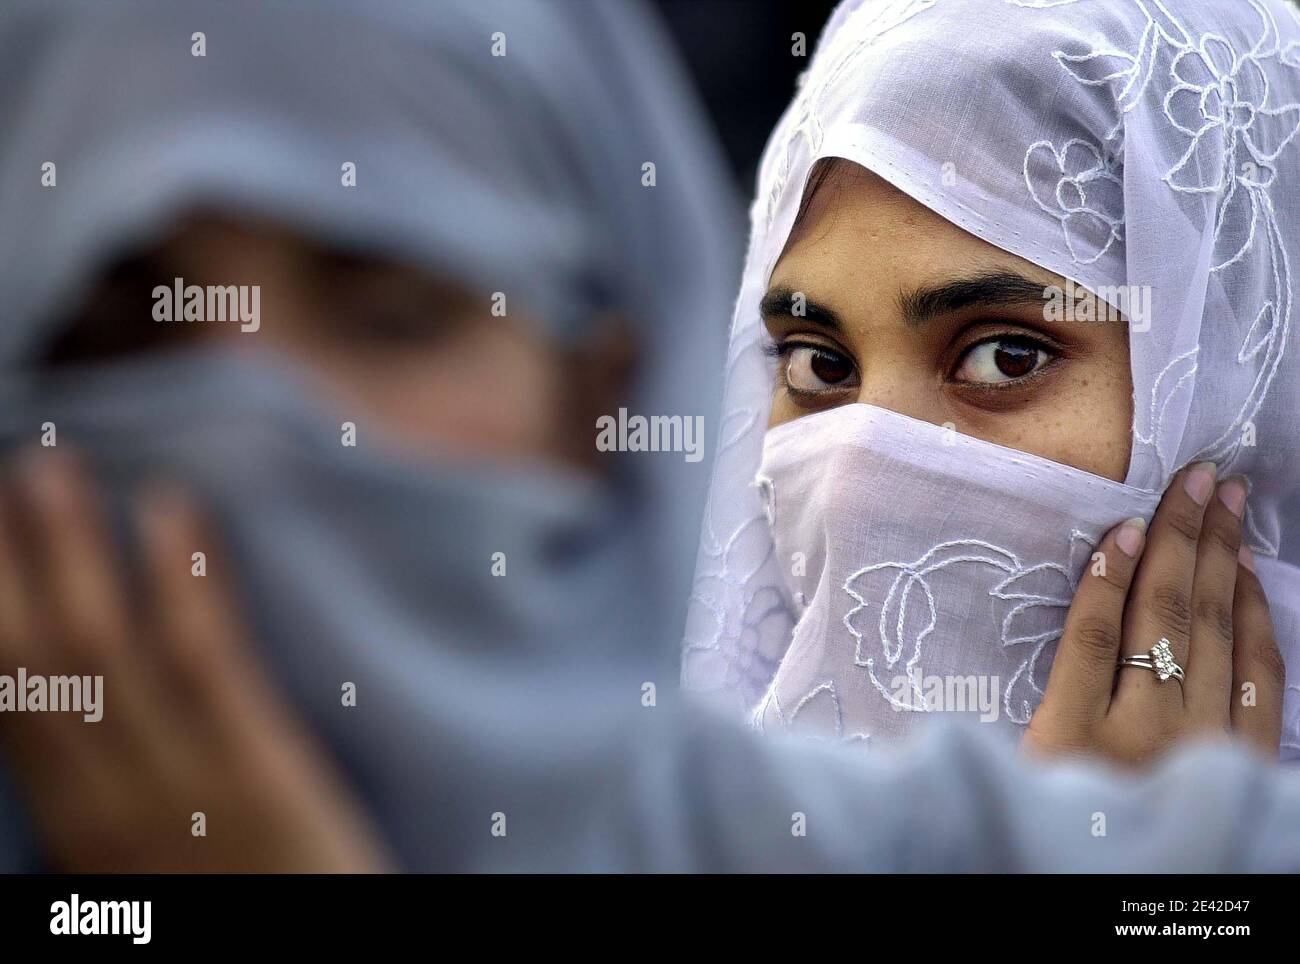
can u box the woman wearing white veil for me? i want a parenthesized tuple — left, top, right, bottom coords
(683, 0, 1300, 758)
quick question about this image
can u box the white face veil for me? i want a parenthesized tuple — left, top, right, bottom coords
(683, 0, 1300, 754)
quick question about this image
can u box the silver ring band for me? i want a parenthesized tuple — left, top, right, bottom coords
(1117, 637, 1185, 684)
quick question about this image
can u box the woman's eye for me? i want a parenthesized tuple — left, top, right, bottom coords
(953, 337, 1051, 385)
(783, 344, 856, 392)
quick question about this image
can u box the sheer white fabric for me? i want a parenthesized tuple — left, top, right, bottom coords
(683, 0, 1300, 754)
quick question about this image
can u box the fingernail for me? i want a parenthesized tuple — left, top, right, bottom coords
(1183, 462, 1217, 505)
(1217, 477, 1248, 519)
(1116, 517, 1146, 557)
(1239, 546, 1256, 573)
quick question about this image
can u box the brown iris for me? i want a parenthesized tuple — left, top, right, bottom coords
(992, 340, 1039, 379)
(809, 348, 853, 384)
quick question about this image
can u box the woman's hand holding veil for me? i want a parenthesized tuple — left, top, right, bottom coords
(1024, 462, 1285, 765)
(0, 448, 394, 872)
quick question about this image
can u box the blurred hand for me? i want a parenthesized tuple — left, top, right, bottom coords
(1024, 463, 1284, 766)
(0, 448, 393, 872)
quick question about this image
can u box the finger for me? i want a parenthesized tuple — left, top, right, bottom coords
(1038, 516, 1147, 724)
(1182, 476, 1246, 731)
(0, 703, 119, 812)
(0, 467, 40, 670)
(1230, 551, 1284, 754)
(7, 449, 172, 742)
(138, 485, 335, 801)
(1115, 462, 1217, 710)
(0, 453, 119, 784)
(138, 484, 270, 719)
(0, 453, 85, 749)
(12, 448, 133, 672)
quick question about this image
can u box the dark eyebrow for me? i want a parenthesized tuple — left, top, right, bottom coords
(763, 271, 1052, 334)
(760, 285, 845, 332)
(897, 270, 1049, 325)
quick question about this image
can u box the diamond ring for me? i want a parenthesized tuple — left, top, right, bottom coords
(1117, 637, 1185, 684)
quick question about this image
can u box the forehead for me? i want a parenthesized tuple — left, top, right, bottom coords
(772, 161, 1060, 294)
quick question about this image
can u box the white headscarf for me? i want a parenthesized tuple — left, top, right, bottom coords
(683, 0, 1300, 754)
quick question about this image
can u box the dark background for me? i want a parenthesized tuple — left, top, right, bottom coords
(654, 0, 839, 189)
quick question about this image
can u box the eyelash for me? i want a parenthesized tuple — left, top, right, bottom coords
(951, 332, 1060, 386)
(763, 330, 1062, 395)
(763, 339, 851, 400)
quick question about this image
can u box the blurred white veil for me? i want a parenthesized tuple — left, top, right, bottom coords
(0, 0, 738, 867)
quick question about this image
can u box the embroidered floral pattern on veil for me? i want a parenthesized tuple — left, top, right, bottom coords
(755, 681, 872, 747)
(1024, 139, 1124, 264)
(1021, 0, 1299, 555)
(837, 531, 1097, 726)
